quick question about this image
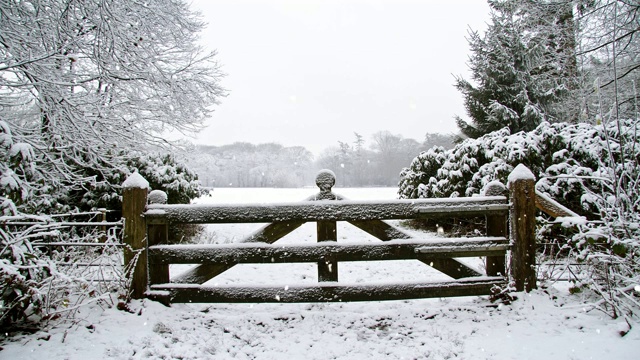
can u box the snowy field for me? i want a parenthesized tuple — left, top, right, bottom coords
(2, 187, 639, 359)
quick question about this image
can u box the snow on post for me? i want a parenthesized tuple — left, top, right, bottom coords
(507, 164, 537, 292)
(148, 189, 168, 205)
(122, 170, 150, 189)
(482, 180, 507, 196)
(507, 163, 535, 185)
(122, 171, 150, 299)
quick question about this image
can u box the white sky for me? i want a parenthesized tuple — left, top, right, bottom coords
(188, 0, 490, 155)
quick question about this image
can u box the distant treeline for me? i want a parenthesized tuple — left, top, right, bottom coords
(183, 131, 455, 188)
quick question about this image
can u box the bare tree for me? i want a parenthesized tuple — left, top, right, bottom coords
(575, 0, 639, 120)
(371, 131, 422, 186)
(1, 0, 225, 210)
(187, 142, 314, 188)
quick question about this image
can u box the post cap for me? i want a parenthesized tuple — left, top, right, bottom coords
(483, 181, 507, 196)
(315, 169, 336, 192)
(148, 190, 168, 204)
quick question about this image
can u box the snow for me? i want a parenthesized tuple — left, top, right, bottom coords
(9, 143, 34, 161)
(0, 169, 19, 190)
(3, 289, 638, 359)
(482, 180, 506, 196)
(147, 189, 168, 204)
(507, 163, 535, 184)
(2, 187, 638, 359)
(121, 171, 150, 189)
(556, 216, 589, 228)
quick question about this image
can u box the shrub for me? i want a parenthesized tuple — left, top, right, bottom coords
(1, 204, 125, 330)
(399, 121, 621, 220)
(0, 220, 52, 328)
(399, 119, 640, 320)
(75, 151, 206, 213)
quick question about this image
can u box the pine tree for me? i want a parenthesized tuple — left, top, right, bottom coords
(454, 0, 579, 140)
(517, 0, 581, 123)
(455, 2, 542, 139)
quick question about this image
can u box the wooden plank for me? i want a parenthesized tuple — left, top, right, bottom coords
(170, 263, 235, 284)
(484, 182, 508, 277)
(149, 277, 505, 303)
(145, 197, 508, 224)
(415, 203, 509, 217)
(244, 221, 306, 243)
(0, 221, 123, 227)
(317, 220, 338, 282)
(149, 237, 509, 264)
(535, 190, 580, 218)
(419, 259, 482, 278)
(147, 222, 170, 285)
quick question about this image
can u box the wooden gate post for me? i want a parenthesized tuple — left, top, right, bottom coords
(315, 170, 338, 282)
(483, 181, 507, 277)
(122, 172, 150, 299)
(98, 207, 108, 242)
(508, 164, 537, 292)
(147, 190, 170, 286)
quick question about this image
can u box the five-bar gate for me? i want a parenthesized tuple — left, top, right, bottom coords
(122, 164, 538, 304)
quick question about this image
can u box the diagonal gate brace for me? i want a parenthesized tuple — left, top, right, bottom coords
(171, 220, 306, 284)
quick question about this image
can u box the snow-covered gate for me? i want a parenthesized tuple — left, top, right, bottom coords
(121, 165, 539, 304)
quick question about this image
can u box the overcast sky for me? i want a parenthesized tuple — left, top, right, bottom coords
(188, 0, 491, 155)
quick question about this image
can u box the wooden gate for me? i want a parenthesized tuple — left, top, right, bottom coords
(122, 165, 538, 304)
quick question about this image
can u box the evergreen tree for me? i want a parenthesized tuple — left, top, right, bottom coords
(454, 0, 579, 140)
(518, 0, 580, 123)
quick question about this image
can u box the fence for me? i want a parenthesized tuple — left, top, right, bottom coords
(122, 164, 540, 304)
(0, 209, 123, 249)
(0, 210, 124, 281)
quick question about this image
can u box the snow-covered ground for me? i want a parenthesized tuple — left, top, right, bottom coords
(2, 187, 639, 359)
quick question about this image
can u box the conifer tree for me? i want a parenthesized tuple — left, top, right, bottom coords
(454, 0, 579, 140)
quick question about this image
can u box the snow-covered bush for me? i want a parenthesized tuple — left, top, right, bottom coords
(565, 119, 640, 321)
(72, 151, 206, 244)
(1, 122, 53, 328)
(399, 121, 612, 219)
(0, 121, 37, 214)
(1, 204, 125, 330)
(0, 215, 52, 328)
(568, 215, 640, 321)
(0, 123, 145, 328)
(75, 151, 206, 212)
(400, 119, 640, 319)
(3, 121, 204, 217)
